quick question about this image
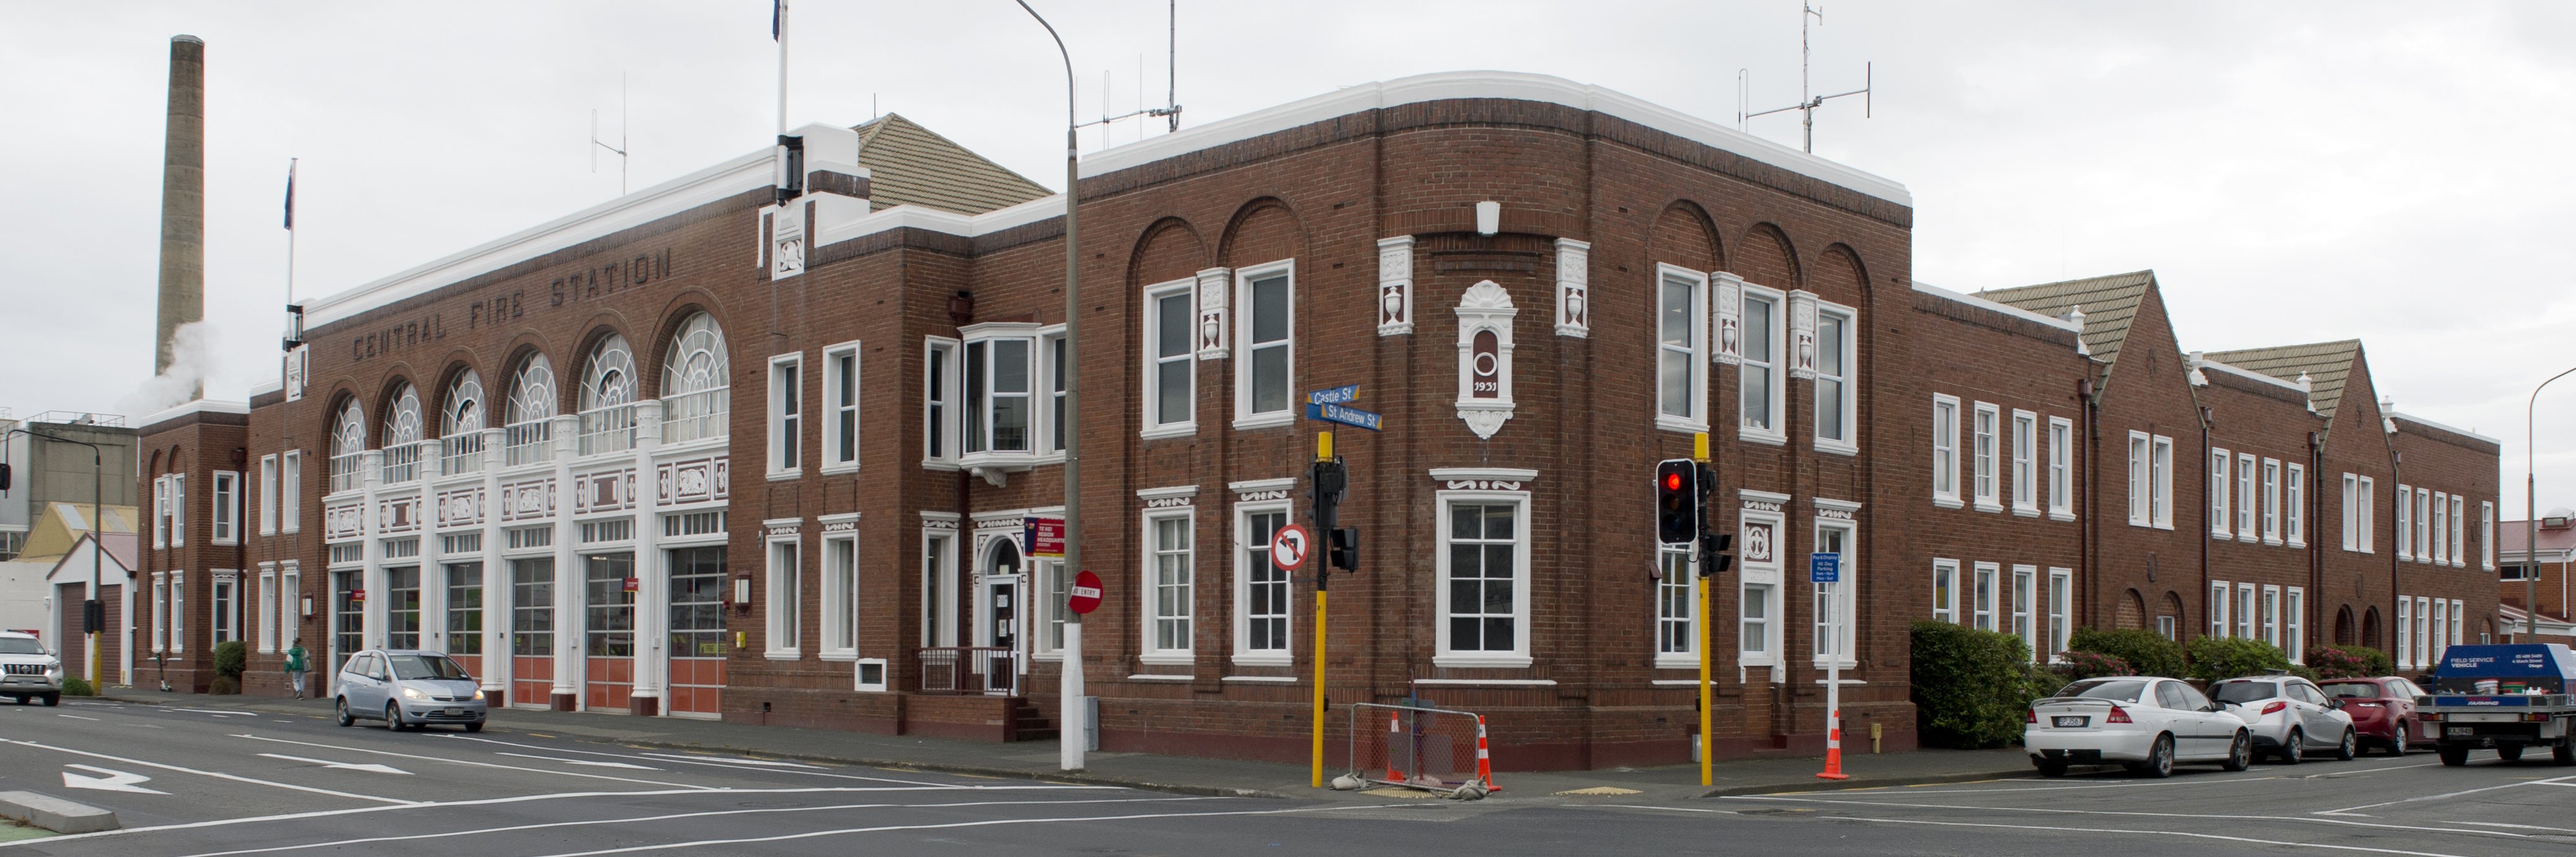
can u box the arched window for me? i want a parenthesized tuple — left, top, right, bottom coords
(328, 399, 367, 494)
(578, 334, 639, 456)
(441, 370, 487, 475)
(504, 354, 557, 466)
(380, 383, 424, 484)
(660, 313, 730, 444)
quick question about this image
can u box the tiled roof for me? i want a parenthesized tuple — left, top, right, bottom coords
(2203, 340, 2362, 422)
(854, 113, 1053, 216)
(1980, 270, 2156, 374)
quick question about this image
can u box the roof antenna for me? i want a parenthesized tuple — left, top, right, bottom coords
(1076, 0, 1183, 140)
(591, 72, 631, 195)
(1167, 0, 1179, 133)
(1743, 2, 1872, 153)
(1735, 68, 1750, 132)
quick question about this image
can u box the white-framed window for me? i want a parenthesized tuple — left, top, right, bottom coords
(2210, 580, 2230, 639)
(1738, 284, 1786, 442)
(1042, 328, 1068, 456)
(381, 383, 423, 484)
(2430, 491, 2448, 564)
(2431, 595, 2449, 662)
(2415, 488, 2433, 562)
(151, 572, 168, 651)
(1032, 558, 1068, 657)
(2396, 483, 2414, 559)
(2450, 493, 2466, 566)
(1931, 559, 1959, 624)
(1737, 507, 1784, 668)
(2482, 501, 2496, 570)
(2159, 615, 2177, 641)
(1144, 510, 1196, 662)
(2011, 565, 2035, 660)
(2450, 599, 2465, 653)
(2237, 583, 2257, 641)
(259, 455, 278, 536)
(575, 335, 639, 457)
(920, 527, 958, 647)
(2359, 476, 2375, 553)
(170, 569, 185, 652)
(2396, 596, 2413, 668)
(2236, 453, 2257, 540)
(281, 451, 303, 533)
(1931, 395, 1961, 507)
(2286, 463, 2306, 547)
(1143, 277, 1197, 437)
(2048, 567, 2072, 660)
(2261, 585, 2281, 648)
(1813, 302, 1857, 452)
(1439, 490, 1531, 667)
(211, 470, 240, 545)
(1656, 544, 1698, 665)
(2010, 410, 2037, 514)
(821, 340, 862, 472)
(923, 337, 958, 465)
(2210, 448, 2232, 537)
(212, 573, 238, 646)
(2047, 417, 2073, 519)
(766, 535, 800, 659)
(257, 567, 278, 652)
(1236, 502, 1293, 664)
(170, 473, 185, 546)
(441, 371, 489, 476)
(279, 563, 299, 651)
(820, 533, 857, 659)
(153, 476, 167, 548)
(2261, 459, 2282, 544)
(962, 326, 1039, 457)
(2340, 474, 2358, 551)
(2286, 587, 2306, 663)
(1812, 518, 1856, 668)
(1971, 562, 1998, 632)
(2151, 435, 2174, 528)
(1655, 264, 1709, 432)
(1740, 580, 1773, 663)
(767, 354, 802, 476)
(503, 354, 557, 466)
(1234, 260, 1296, 428)
(2128, 432, 2151, 526)
(1972, 402, 2001, 512)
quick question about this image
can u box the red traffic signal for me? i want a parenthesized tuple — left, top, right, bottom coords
(1656, 459, 1701, 547)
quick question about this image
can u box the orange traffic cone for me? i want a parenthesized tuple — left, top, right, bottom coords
(1817, 707, 1849, 780)
(1386, 710, 1402, 783)
(1474, 715, 1498, 791)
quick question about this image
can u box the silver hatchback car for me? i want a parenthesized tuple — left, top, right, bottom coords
(332, 649, 487, 732)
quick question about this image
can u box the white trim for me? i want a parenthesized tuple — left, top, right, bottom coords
(819, 339, 863, 474)
(764, 533, 802, 660)
(2195, 357, 2313, 395)
(1433, 486, 1534, 669)
(1228, 477, 1299, 492)
(1125, 673, 1192, 682)
(1221, 675, 1299, 683)
(1233, 259, 1298, 429)
(819, 531, 859, 660)
(1930, 557, 1960, 624)
(1141, 508, 1197, 662)
(1653, 264, 1711, 433)
(1931, 394, 1962, 508)
(1970, 401, 2002, 513)
(2384, 411, 2505, 445)
(922, 337, 960, 466)
(2008, 409, 2037, 515)
(1231, 497, 1295, 666)
(1908, 282, 2084, 332)
(1409, 678, 1558, 687)
(1428, 468, 1540, 482)
(1811, 298, 1859, 455)
(767, 352, 803, 479)
(1141, 277, 1198, 437)
(2047, 416, 2074, 521)
(1135, 485, 1201, 502)
(1736, 282, 1788, 445)
(136, 398, 251, 427)
(1738, 488, 1792, 504)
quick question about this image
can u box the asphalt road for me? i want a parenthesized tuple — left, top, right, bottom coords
(2, 698, 2571, 856)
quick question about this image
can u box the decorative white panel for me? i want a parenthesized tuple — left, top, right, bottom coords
(656, 456, 730, 507)
(1376, 236, 1415, 336)
(323, 502, 363, 541)
(435, 487, 484, 529)
(1788, 289, 1819, 380)
(1453, 280, 1518, 440)
(1194, 267, 1231, 360)
(1553, 238, 1589, 337)
(769, 204, 806, 280)
(575, 468, 637, 515)
(1713, 272, 1745, 366)
(500, 478, 557, 522)
(378, 496, 421, 534)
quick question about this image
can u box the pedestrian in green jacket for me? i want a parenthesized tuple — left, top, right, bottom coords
(285, 639, 309, 699)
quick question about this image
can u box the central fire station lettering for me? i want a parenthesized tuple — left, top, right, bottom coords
(349, 247, 674, 362)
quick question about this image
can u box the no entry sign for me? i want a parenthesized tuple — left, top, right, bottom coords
(1270, 523, 1314, 572)
(1068, 570, 1104, 615)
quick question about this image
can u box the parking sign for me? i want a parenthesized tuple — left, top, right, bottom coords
(1809, 553, 1840, 584)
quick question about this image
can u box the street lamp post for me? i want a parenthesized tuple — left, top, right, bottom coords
(4, 427, 108, 686)
(1014, 0, 1085, 773)
(2525, 367, 2576, 642)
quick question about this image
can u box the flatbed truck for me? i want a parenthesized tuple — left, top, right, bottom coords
(2420, 643, 2576, 766)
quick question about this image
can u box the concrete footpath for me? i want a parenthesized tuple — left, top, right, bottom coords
(93, 688, 2033, 801)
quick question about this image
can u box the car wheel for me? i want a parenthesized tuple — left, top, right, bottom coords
(2278, 729, 2304, 765)
(2334, 728, 2357, 762)
(2221, 730, 2252, 772)
(2035, 757, 2069, 778)
(2554, 737, 2574, 766)
(2136, 734, 2175, 779)
(2498, 744, 2524, 763)
(385, 702, 406, 732)
(335, 697, 355, 727)
(2438, 744, 2469, 766)
(39, 693, 59, 707)
(2388, 724, 2408, 756)
(464, 721, 485, 734)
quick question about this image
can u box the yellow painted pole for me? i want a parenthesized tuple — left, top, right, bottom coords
(1310, 430, 1333, 788)
(1694, 431, 1712, 787)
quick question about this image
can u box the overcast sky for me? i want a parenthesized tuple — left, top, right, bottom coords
(4, 1, 2572, 511)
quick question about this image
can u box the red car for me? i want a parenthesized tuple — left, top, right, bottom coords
(2320, 676, 2430, 755)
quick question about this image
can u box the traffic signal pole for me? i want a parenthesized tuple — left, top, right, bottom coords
(1694, 432, 1714, 788)
(1309, 430, 1332, 788)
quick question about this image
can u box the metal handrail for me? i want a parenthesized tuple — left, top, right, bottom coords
(916, 646, 1023, 695)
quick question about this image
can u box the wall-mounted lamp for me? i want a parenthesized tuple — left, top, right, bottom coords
(733, 573, 753, 613)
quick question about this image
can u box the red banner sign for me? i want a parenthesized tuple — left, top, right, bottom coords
(1025, 517, 1066, 557)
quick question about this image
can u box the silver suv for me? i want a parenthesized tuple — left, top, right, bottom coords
(0, 631, 65, 706)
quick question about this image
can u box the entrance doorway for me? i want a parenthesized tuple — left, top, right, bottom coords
(582, 552, 634, 711)
(976, 538, 1024, 695)
(666, 546, 726, 717)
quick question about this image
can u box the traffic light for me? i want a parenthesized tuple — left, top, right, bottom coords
(1311, 458, 1356, 575)
(1701, 533, 1735, 579)
(1655, 459, 1700, 547)
(1329, 526, 1360, 572)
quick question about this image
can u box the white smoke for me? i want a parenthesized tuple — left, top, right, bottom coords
(118, 321, 216, 418)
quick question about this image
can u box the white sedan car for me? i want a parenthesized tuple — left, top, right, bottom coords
(2026, 676, 2254, 778)
(2210, 675, 2357, 763)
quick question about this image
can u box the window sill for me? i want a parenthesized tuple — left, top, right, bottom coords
(764, 650, 802, 661)
(1738, 430, 1787, 448)
(1231, 412, 1295, 432)
(1125, 673, 1192, 682)
(818, 463, 860, 476)
(1973, 502, 2004, 514)
(1737, 655, 1776, 668)
(2011, 507, 2039, 518)
(1653, 654, 1702, 670)
(2156, 522, 2175, 531)
(2048, 511, 2076, 522)
(767, 469, 803, 482)
(1138, 652, 1195, 666)
(1812, 439, 1859, 457)
(1231, 653, 1293, 668)
(1932, 496, 1964, 510)
(1431, 654, 1533, 669)
(1140, 422, 1197, 441)
(2264, 537, 2283, 547)
(957, 453, 1038, 473)
(818, 651, 858, 662)
(2289, 540, 2307, 549)
(1655, 415, 1711, 435)
(1222, 675, 1298, 683)
(920, 458, 960, 472)
(1412, 678, 1556, 687)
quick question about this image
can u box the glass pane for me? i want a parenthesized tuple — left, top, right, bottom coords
(1158, 293, 1192, 358)
(1819, 378, 1844, 440)
(1660, 350, 1690, 417)
(1744, 366, 1771, 427)
(992, 396, 1028, 450)
(1660, 277, 1693, 346)
(1450, 545, 1480, 585)
(1157, 361, 1189, 423)
(993, 340, 1029, 393)
(1484, 618, 1513, 651)
(1818, 315, 1843, 376)
(1485, 544, 1513, 579)
(1451, 505, 1479, 540)
(1451, 617, 1480, 650)
(1482, 576, 1512, 612)
(1484, 504, 1515, 540)
(1252, 275, 1290, 344)
(1252, 346, 1288, 413)
(1744, 300, 1773, 359)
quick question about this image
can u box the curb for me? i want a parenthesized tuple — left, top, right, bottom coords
(1701, 768, 2034, 798)
(585, 736, 1299, 801)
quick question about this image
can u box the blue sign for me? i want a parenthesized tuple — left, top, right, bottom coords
(2435, 644, 2576, 680)
(1304, 401, 1384, 432)
(1808, 553, 1841, 584)
(1308, 384, 1362, 406)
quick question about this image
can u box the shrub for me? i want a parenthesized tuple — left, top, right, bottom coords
(1911, 621, 2048, 748)
(2187, 636, 2294, 682)
(60, 677, 95, 696)
(2068, 627, 2187, 678)
(2305, 646, 2395, 679)
(208, 675, 240, 695)
(2056, 649, 2134, 680)
(214, 640, 246, 680)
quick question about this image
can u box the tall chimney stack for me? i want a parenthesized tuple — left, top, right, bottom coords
(154, 34, 206, 400)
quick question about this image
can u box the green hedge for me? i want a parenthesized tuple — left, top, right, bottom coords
(2068, 627, 2187, 678)
(60, 677, 95, 696)
(214, 641, 246, 680)
(2304, 646, 2394, 679)
(2185, 636, 2323, 682)
(1912, 621, 2051, 748)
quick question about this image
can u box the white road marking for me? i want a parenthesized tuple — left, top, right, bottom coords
(1722, 794, 2541, 841)
(2311, 773, 2576, 815)
(230, 733, 712, 790)
(1828, 814, 2477, 857)
(445, 735, 963, 787)
(62, 764, 167, 794)
(0, 737, 414, 806)
(0, 784, 1125, 850)
(520, 804, 1406, 857)
(2453, 820, 2576, 832)
(637, 752, 823, 769)
(56, 714, 100, 721)
(256, 753, 413, 775)
(495, 752, 659, 770)
(168, 709, 259, 717)
(1585, 804, 1742, 815)
(172, 795, 1227, 857)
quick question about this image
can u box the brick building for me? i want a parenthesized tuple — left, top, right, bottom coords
(129, 71, 2500, 769)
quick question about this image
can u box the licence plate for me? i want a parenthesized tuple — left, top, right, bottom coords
(2446, 726, 2473, 737)
(442, 709, 463, 716)
(2053, 716, 2088, 728)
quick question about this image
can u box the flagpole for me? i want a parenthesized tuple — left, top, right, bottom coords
(281, 157, 299, 673)
(776, 0, 788, 137)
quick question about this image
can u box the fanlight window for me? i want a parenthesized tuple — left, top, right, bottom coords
(660, 313, 730, 444)
(505, 354, 558, 466)
(328, 400, 366, 494)
(380, 384, 424, 484)
(441, 370, 487, 475)
(579, 334, 639, 456)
